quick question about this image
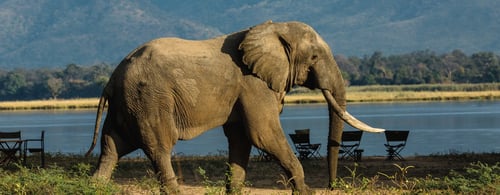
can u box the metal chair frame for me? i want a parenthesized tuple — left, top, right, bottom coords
(339, 131, 364, 161)
(384, 130, 409, 161)
(0, 131, 23, 166)
(24, 130, 45, 167)
(289, 129, 321, 160)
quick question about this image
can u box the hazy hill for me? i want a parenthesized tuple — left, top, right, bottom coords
(1, 0, 499, 68)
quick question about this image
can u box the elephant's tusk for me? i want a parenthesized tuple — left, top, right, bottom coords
(322, 90, 385, 133)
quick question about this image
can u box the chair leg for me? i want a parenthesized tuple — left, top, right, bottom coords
(41, 150, 45, 168)
(354, 149, 363, 161)
(394, 149, 405, 161)
(386, 148, 395, 160)
(386, 147, 405, 161)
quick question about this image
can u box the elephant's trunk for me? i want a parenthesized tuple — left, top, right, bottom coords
(322, 89, 384, 186)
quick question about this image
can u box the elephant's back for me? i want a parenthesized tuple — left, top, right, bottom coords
(106, 36, 243, 134)
(109, 36, 242, 103)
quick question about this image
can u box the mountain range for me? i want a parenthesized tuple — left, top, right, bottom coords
(1, 0, 499, 68)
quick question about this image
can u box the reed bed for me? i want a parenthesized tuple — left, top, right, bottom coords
(346, 90, 500, 102)
(1, 84, 500, 110)
(0, 98, 99, 110)
(284, 90, 500, 104)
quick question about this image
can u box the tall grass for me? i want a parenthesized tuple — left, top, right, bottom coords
(0, 98, 98, 110)
(348, 83, 500, 92)
(286, 83, 500, 103)
(1, 84, 499, 110)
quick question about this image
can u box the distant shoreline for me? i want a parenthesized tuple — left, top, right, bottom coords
(285, 90, 500, 104)
(1, 90, 499, 110)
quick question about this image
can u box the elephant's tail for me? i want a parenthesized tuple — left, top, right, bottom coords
(85, 94, 107, 157)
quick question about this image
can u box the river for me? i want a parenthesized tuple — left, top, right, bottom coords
(1, 101, 499, 157)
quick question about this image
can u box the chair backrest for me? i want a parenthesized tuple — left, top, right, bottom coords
(341, 131, 363, 142)
(40, 131, 45, 141)
(38, 130, 45, 147)
(0, 131, 21, 140)
(289, 133, 309, 145)
(385, 130, 409, 143)
(294, 129, 310, 135)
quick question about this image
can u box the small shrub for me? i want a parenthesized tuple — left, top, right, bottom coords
(330, 163, 378, 193)
(378, 164, 417, 191)
(444, 162, 500, 194)
(413, 162, 500, 194)
(197, 167, 225, 194)
(276, 174, 295, 191)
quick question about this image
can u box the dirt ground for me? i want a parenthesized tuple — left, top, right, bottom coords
(114, 153, 500, 194)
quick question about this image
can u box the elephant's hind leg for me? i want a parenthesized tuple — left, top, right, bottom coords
(223, 122, 252, 193)
(139, 115, 180, 194)
(94, 122, 137, 180)
(143, 144, 179, 194)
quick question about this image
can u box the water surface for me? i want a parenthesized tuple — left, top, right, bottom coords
(1, 101, 499, 157)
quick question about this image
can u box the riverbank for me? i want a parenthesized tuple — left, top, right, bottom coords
(5, 152, 499, 194)
(1, 84, 500, 110)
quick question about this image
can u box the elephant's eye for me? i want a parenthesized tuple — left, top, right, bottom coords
(311, 55, 318, 61)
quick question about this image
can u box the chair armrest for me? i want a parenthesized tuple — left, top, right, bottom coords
(24, 139, 42, 142)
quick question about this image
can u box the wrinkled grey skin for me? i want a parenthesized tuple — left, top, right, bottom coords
(86, 21, 383, 194)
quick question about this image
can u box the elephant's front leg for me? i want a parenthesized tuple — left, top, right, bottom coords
(238, 82, 312, 194)
(248, 126, 311, 194)
(223, 121, 252, 193)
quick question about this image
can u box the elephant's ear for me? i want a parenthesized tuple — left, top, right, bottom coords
(239, 21, 292, 92)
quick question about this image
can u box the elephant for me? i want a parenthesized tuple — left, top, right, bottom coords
(85, 20, 384, 194)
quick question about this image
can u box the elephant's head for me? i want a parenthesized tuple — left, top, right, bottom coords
(239, 21, 384, 184)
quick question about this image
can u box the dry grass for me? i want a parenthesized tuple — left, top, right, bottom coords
(1, 84, 500, 110)
(346, 90, 500, 102)
(284, 90, 500, 104)
(0, 98, 99, 110)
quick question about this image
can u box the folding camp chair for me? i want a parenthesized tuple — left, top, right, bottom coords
(384, 130, 409, 160)
(24, 131, 45, 167)
(289, 129, 321, 160)
(256, 148, 274, 161)
(339, 131, 364, 161)
(0, 131, 23, 166)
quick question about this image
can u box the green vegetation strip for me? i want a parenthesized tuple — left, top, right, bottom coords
(2, 152, 499, 194)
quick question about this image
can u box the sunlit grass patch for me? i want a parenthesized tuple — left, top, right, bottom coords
(0, 98, 99, 110)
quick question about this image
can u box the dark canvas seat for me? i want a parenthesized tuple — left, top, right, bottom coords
(289, 129, 321, 160)
(384, 130, 409, 160)
(0, 131, 23, 165)
(339, 131, 364, 161)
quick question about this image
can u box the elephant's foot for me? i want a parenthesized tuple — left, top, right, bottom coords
(293, 184, 313, 195)
(225, 164, 247, 194)
(92, 161, 116, 181)
(226, 180, 246, 194)
(159, 176, 180, 194)
(289, 177, 313, 195)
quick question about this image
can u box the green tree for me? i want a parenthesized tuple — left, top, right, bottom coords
(0, 71, 27, 99)
(471, 52, 500, 82)
(47, 77, 64, 99)
(441, 50, 466, 83)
